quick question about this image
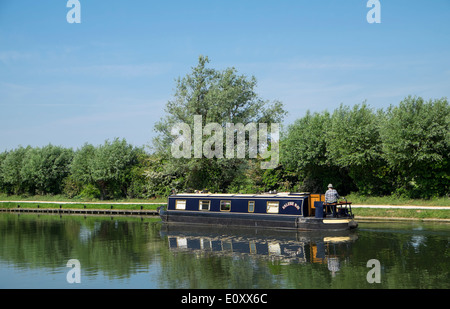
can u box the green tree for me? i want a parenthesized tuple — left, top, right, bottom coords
(379, 96, 449, 198)
(143, 153, 184, 197)
(0, 151, 6, 193)
(0, 146, 31, 195)
(20, 145, 74, 195)
(69, 143, 96, 198)
(281, 110, 349, 193)
(71, 138, 142, 200)
(326, 103, 392, 195)
(152, 55, 286, 193)
(70, 143, 95, 185)
(127, 151, 152, 199)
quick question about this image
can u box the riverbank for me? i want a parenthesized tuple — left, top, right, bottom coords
(1, 200, 449, 221)
(351, 204, 450, 221)
(0, 205, 159, 216)
(0, 200, 164, 211)
(345, 193, 449, 207)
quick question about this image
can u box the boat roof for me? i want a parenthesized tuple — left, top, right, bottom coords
(170, 192, 310, 198)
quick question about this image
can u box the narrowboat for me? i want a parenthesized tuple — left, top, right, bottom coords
(158, 192, 358, 231)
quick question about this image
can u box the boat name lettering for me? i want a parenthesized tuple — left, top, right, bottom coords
(282, 201, 300, 210)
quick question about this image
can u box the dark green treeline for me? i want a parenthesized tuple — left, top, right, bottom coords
(281, 96, 449, 198)
(0, 96, 448, 200)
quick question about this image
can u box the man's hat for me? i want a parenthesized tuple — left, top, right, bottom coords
(328, 184, 333, 188)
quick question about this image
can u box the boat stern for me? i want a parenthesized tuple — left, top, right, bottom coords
(322, 218, 358, 230)
(348, 219, 358, 229)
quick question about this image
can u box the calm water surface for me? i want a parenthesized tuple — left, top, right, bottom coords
(0, 213, 448, 289)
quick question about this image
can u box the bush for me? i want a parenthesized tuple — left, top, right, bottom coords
(380, 96, 449, 198)
(78, 183, 101, 199)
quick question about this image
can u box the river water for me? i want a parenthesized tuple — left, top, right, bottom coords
(0, 213, 448, 289)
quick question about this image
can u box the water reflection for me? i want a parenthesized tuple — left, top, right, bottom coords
(161, 225, 358, 276)
(0, 213, 163, 287)
(0, 213, 448, 289)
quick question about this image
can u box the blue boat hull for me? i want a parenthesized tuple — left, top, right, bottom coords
(159, 208, 358, 231)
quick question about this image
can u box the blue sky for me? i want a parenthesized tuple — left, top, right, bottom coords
(1, 0, 449, 152)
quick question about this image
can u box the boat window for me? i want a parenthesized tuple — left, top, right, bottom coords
(199, 200, 210, 211)
(175, 200, 186, 210)
(201, 239, 211, 250)
(266, 201, 279, 213)
(248, 201, 255, 213)
(220, 200, 231, 211)
(176, 237, 187, 249)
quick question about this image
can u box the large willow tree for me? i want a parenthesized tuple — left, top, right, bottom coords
(151, 56, 286, 193)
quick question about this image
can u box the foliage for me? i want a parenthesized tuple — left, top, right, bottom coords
(0, 57, 448, 200)
(379, 96, 449, 198)
(0, 139, 150, 200)
(281, 97, 448, 197)
(326, 103, 393, 195)
(71, 138, 143, 200)
(280, 110, 350, 193)
(20, 145, 74, 195)
(152, 55, 287, 193)
(0, 146, 30, 195)
(0, 145, 73, 195)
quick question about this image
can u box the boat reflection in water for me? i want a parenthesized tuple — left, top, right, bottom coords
(160, 225, 358, 275)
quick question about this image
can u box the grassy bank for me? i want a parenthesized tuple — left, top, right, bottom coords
(0, 202, 165, 211)
(1, 193, 449, 221)
(352, 207, 449, 220)
(0, 193, 166, 204)
(346, 193, 449, 206)
(347, 194, 450, 220)
(0, 193, 166, 211)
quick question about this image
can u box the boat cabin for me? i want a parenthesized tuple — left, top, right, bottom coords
(160, 192, 357, 231)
